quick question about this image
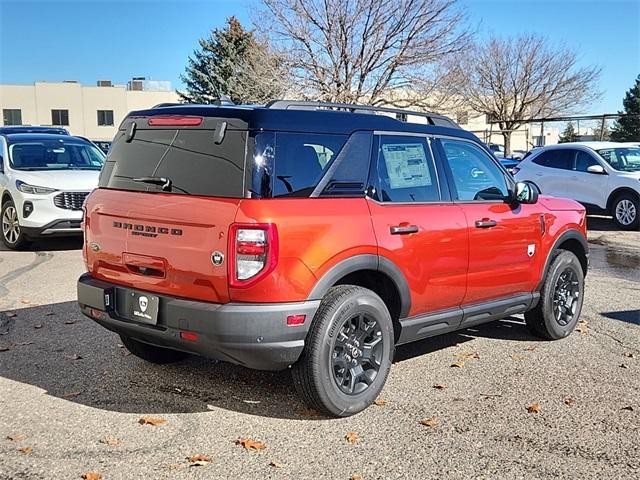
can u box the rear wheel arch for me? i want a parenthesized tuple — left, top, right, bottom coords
(607, 187, 639, 212)
(307, 254, 411, 341)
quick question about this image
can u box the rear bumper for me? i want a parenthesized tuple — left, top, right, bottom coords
(77, 273, 319, 371)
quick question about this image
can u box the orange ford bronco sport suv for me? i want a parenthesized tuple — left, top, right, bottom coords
(78, 101, 588, 416)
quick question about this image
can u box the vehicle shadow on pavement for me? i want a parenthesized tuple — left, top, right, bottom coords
(587, 215, 617, 232)
(601, 309, 640, 325)
(0, 237, 83, 253)
(0, 301, 540, 420)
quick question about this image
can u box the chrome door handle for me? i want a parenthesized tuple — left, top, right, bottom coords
(390, 225, 419, 235)
(475, 219, 497, 228)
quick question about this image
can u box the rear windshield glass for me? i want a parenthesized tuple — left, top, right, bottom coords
(99, 127, 246, 197)
(250, 132, 347, 198)
(9, 139, 105, 171)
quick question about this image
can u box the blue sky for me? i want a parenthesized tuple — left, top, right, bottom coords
(1, 0, 638, 114)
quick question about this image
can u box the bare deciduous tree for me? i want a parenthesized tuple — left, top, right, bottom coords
(257, 0, 469, 109)
(457, 34, 601, 154)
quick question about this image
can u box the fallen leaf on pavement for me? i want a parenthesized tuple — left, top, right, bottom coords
(620, 364, 629, 369)
(34, 324, 43, 329)
(6, 312, 16, 318)
(523, 346, 537, 352)
(138, 417, 166, 426)
(45, 312, 56, 316)
(419, 417, 439, 428)
(65, 320, 77, 325)
(433, 384, 447, 390)
(621, 406, 634, 411)
(351, 475, 364, 480)
(18, 446, 32, 454)
(0, 346, 10, 352)
(6, 434, 26, 441)
(564, 397, 575, 406)
(345, 431, 358, 444)
(65, 354, 83, 360)
(576, 320, 588, 334)
(99, 437, 120, 446)
(236, 438, 266, 450)
(451, 360, 465, 368)
(269, 461, 285, 468)
(527, 403, 541, 413)
(62, 391, 82, 399)
(373, 399, 386, 406)
(623, 352, 636, 358)
(187, 454, 211, 466)
(20, 299, 30, 305)
(511, 354, 525, 361)
(81, 473, 102, 480)
(13, 341, 33, 347)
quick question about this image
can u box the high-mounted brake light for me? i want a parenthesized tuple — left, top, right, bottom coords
(228, 223, 278, 288)
(148, 116, 203, 126)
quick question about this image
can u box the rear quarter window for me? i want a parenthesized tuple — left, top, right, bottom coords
(250, 132, 348, 198)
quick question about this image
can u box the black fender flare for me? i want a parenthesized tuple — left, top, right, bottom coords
(307, 254, 411, 318)
(536, 229, 589, 292)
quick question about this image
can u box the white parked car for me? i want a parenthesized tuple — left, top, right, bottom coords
(0, 133, 105, 249)
(514, 142, 640, 230)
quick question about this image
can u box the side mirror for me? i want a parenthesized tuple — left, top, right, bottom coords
(587, 164, 606, 174)
(515, 181, 539, 204)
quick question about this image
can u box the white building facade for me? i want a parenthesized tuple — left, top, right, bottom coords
(0, 79, 180, 141)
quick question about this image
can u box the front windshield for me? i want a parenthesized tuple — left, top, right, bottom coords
(597, 147, 640, 172)
(8, 139, 105, 171)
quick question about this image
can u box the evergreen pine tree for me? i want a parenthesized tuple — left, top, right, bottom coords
(611, 75, 640, 141)
(179, 17, 286, 104)
(558, 122, 580, 143)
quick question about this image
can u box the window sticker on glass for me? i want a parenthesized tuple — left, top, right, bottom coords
(381, 143, 432, 189)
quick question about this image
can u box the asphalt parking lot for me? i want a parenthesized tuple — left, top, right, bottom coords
(0, 217, 638, 480)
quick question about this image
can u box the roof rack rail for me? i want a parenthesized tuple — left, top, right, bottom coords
(265, 100, 459, 128)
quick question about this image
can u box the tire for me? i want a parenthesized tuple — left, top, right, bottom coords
(611, 193, 639, 231)
(525, 250, 584, 340)
(119, 335, 190, 364)
(292, 285, 394, 417)
(1, 200, 30, 250)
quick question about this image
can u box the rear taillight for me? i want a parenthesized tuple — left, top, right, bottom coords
(148, 116, 203, 126)
(229, 223, 278, 288)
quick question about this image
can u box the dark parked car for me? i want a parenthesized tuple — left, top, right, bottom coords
(0, 126, 69, 135)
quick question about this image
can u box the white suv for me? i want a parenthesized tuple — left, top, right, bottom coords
(0, 133, 105, 249)
(514, 142, 640, 230)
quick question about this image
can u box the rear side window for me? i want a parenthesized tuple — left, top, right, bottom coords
(250, 132, 347, 198)
(99, 126, 246, 197)
(373, 135, 440, 202)
(532, 150, 574, 170)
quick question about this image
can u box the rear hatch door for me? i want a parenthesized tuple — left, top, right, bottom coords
(84, 112, 248, 303)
